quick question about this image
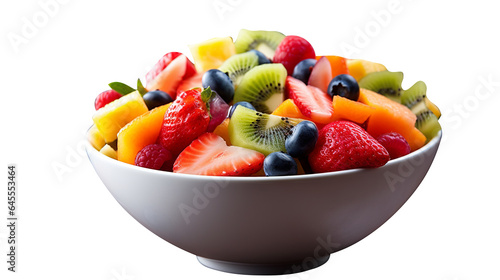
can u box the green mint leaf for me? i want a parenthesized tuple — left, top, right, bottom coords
(201, 87, 215, 104)
(109, 82, 136, 95)
(136, 79, 148, 96)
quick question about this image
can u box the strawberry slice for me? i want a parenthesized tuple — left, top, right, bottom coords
(308, 56, 332, 93)
(173, 133, 265, 176)
(285, 76, 334, 125)
(145, 52, 196, 84)
(176, 72, 203, 96)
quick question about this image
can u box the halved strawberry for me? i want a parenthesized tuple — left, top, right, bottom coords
(286, 76, 334, 125)
(173, 133, 265, 176)
(308, 56, 332, 93)
(146, 54, 195, 99)
(176, 72, 203, 96)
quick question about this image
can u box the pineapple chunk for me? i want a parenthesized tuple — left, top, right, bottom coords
(347, 59, 387, 81)
(99, 144, 117, 159)
(87, 125, 106, 150)
(92, 91, 148, 143)
(189, 37, 236, 72)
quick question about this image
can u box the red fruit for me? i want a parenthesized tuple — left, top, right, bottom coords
(145, 52, 196, 84)
(273, 35, 316, 75)
(94, 89, 122, 110)
(308, 121, 390, 173)
(308, 56, 332, 93)
(146, 55, 189, 99)
(173, 133, 265, 176)
(157, 88, 212, 156)
(135, 144, 173, 170)
(176, 72, 203, 96)
(376, 132, 411, 159)
(286, 76, 334, 124)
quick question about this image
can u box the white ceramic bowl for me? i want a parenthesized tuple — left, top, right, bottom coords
(86, 131, 441, 275)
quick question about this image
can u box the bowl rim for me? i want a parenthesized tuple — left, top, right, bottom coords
(86, 129, 442, 182)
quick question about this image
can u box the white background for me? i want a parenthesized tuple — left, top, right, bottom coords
(1, 0, 499, 279)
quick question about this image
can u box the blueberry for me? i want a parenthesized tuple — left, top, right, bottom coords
(327, 74, 360, 101)
(142, 90, 173, 110)
(202, 69, 234, 103)
(228, 101, 255, 118)
(263, 152, 298, 176)
(285, 121, 318, 158)
(292, 59, 317, 84)
(249, 50, 271, 65)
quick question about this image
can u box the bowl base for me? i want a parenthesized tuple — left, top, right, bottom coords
(197, 255, 330, 275)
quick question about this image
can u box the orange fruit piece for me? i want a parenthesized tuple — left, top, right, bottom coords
(213, 118, 231, 146)
(316, 55, 349, 78)
(272, 99, 312, 121)
(117, 103, 171, 165)
(332, 95, 376, 124)
(358, 88, 426, 151)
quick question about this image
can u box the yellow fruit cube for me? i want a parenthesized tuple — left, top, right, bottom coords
(87, 125, 106, 150)
(99, 144, 117, 159)
(189, 36, 236, 72)
(347, 59, 387, 81)
(92, 91, 148, 143)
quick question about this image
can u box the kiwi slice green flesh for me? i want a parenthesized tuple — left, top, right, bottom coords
(234, 29, 285, 59)
(359, 71, 404, 102)
(218, 51, 259, 89)
(413, 105, 441, 141)
(401, 80, 427, 108)
(228, 106, 303, 155)
(233, 63, 287, 114)
(402, 80, 441, 140)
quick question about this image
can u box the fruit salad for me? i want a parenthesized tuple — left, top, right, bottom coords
(88, 29, 442, 176)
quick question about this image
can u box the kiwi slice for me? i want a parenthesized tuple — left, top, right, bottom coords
(234, 29, 285, 59)
(233, 63, 287, 114)
(414, 106, 442, 141)
(400, 80, 427, 108)
(358, 71, 404, 102)
(218, 51, 259, 89)
(228, 106, 303, 155)
(401, 81, 441, 141)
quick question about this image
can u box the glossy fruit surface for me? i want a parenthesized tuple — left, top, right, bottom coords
(273, 35, 315, 75)
(285, 121, 318, 158)
(143, 90, 173, 110)
(202, 69, 234, 103)
(173, 133, 265, 176)
(292, 59, 316, 84)
(308, 121, 390, 173)
(263, 152, 297, 176)
(157, 88, 212, 156)
(327, 74, 360, 101)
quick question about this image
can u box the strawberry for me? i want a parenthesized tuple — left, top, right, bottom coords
(273, 35, 316, 75)
(173, 133, 265, 176)
(157, 87, 213, 156)
(285, 76, 334, 124)
(145, 52, 196, 85)
(94, 89, 122, 110)
(308, 121, 390, 173)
